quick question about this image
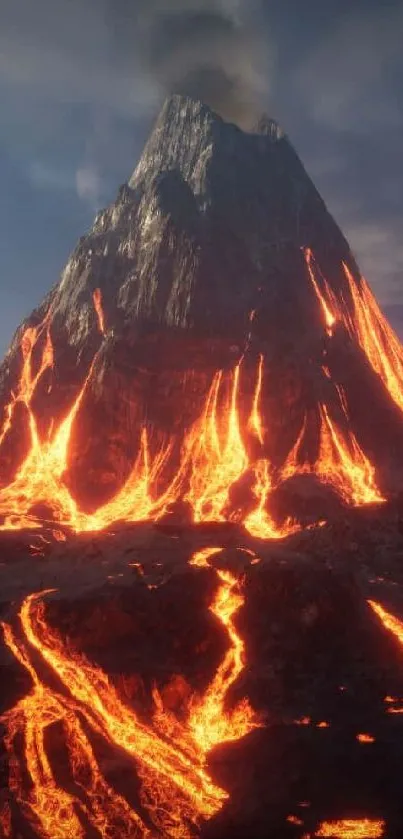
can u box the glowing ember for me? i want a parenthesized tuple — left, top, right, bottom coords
(92, 288, 106, 336)
(1, 547, 259, 837)
(356, 733, 375, 744)
(287, 814, 304, 825)
(315, 819, 385, 838)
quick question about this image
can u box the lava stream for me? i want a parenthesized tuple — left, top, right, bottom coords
(305, 248, 337, 335)
(314, 819, 385, 838)
(93, 287, 106, 336)
(305, 247, 403, 416)
(1, 621, 149, 839)
(0, 303, 383, 536)
(368, 600, 403, 646)
(281, 394, 383, 506)
(1, 547, 259, 838)
(343, 263, 403, 414)
(187, 548, 260, 751)
(184, 365, 248, 522)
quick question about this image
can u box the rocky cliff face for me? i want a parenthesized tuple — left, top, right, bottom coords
(3, 95, 354, 351)
(0, 94, 402, 511)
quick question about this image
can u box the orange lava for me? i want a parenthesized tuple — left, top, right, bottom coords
(92, 288, 106, 336)
(281, 392, 383, 507)
(316, 402, 383, 506)
(187, 548, 260, 750)
(287, 814, 304, 825)
(305, 248, 337, 334)
(356, 733, 375, 744)
(305, 247, 403, 417)
(248, 353, 265, 445)
(315, 819, 385, 838)
(1, 547, 259, 838)
(0, 286, 384, 536)
(0, 316, 53, 452)
(184, 365, 248, 523)
(368, 600, 403, 646)
(343, 263, 403, 414)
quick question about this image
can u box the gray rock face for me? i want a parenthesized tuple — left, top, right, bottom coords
(5, 94, 353, 350)
(0, 94, 402, 507)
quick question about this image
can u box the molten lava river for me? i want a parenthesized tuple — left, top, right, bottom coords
(2, 250, 403, 837)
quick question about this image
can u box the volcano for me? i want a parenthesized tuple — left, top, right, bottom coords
(2, 96, 403, 839)
(1, 93, 403, 532)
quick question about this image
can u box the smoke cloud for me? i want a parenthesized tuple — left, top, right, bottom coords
(113, 0, 270, 129)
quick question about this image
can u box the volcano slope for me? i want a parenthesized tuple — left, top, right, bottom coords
(2, 95, 403, 838)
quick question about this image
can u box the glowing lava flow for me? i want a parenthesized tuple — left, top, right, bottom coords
(0, 317, 178, 531)
(343, 263, 403, 414)
(187, 548, 260, 750)
(1, 620, 149, 839)
(1, 548, 259, 838)
(316, 402, 384, 505)
(93, 287, 106, 336)
(281, 395, 383, 506)
(368, 600, 403, 647)
(305, 248, 337, 335)
(184, 365, 248, 522)
(0, 302, 383, 535)
(305, 247, 403, 416)
(248, 353, 265, 445)
(183, 360, 298, 539)
(315, 819, 385, 838)
(0, 316, 53, 450)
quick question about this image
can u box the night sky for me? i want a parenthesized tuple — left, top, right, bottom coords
(1, 0, 402, 355)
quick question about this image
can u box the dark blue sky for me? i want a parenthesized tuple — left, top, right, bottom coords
(1, 0, 402, 354)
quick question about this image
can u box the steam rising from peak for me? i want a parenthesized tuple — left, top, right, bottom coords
(130, 0, 269, 129)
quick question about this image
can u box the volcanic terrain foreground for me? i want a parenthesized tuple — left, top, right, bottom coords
(2, 94, 403, 838)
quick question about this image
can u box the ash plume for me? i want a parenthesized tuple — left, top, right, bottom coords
(115, 0, 269, 129)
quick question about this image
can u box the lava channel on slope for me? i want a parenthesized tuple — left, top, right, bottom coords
(0, 255, 393, 537)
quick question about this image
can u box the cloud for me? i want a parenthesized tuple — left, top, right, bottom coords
(27, 161, 75, 193)
(345, 220, 403, 304)
(75, 165, 103, 208)
(132, 0, 271, 127)
(0, 0, 271, 129)
(295, 5, 403, 133)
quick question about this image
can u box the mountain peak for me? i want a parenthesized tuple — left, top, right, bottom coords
(0, 91, 402, 518)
